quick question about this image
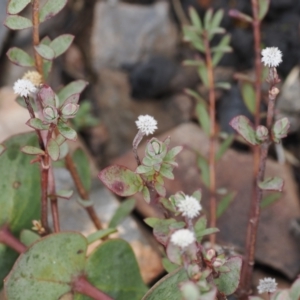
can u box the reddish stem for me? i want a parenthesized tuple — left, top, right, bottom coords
(0, 226, 26, 254)
(64, 153, 103, 230)
(72, 276, 113, 300)
(204, 31, 217, 246)
(32, 0, 43, 78)
(49, 166, 60, 232)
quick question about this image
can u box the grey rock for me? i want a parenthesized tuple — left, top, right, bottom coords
(90, 1, 178, 69)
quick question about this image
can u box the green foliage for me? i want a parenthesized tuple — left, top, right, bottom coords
(194, 217, 219, 242)
(58, 80, 88, 106)
(50, 34, 74, 58)
(258, 177, 284, 192)
(7, 0, 31, 14)
(87, 228, 117, 244)
(4, 15, 32, 30)
(109, 198, 136, 228)
(216, 134, 234, 161)
(6, 47, 35, 67)
(258, 0, 270, 20)
(272, 117, 290, 143)
(241, 82, 256, 115)
(230, 115, 258, 145)
(34, 44, 55, 60)
(19, 230, 40, 247)
(39, 0, 68, 23)
(217, 191, 236, 218)
(99, 165, 143, 197)
(260, 192, 281, 209)
(76, 239, 147, 300)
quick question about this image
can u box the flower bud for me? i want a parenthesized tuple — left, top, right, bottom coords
(61, 103, 79, 118)
(43, 106, 58, 122)
(256, 125, 268, 142)
(206, 249, 216, 261)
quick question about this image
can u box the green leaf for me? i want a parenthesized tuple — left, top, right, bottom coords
(194, 216, 207, 240)
(109, 198, 136, 228)
(261, 192, 281, 209)
(39, 0, 68, 23)
(241, 82, 256, 115)
(0, 133, 41, 233)
(197, 154, 210, 187)
(196, 101, 210, 136)
(26, 118, 50, 130)
(0, 144, 6, 156)
(72, 148, 91, 192)
(290, 278, 300, 300)
(182, 26, 205, 52)
(198, 65, 209, 87)
(7, 0, 31, 14)
(0, 246, 18, 290)
(217, 191, 236, 218)
(215, 82, 231, 90)
(258, 177, 284, 192)
(76, 239, 147, 300)
(99, 165, 143, 197)
(43, 59, 52, 79)
(136, 165, 153, 174)
(20, 230, 40, 247)
(50, 34, 74, 58)
(210, 9, 224, 29)
(154, 182, 166, 197)
(4, 233, 87, 300)
(216, 134, 234, 161)
(87, 228, 117, 244)
(56, 189, 73, 199)
(47, 138, 60, 161)
(6, 47, 34, 67)
(142, 186, 150, 203)
(204, 9, 213, 29)
(213, 257, 242, 295)
(142, 268, 188, 300)
(21, 145, 45, 155)
(272, 117, 290, 143)
(162, 257, 178, 273)
(34, 44, 55, 60)
(4, 15, 32, 30)
(229, 115, 258, 145)
(160, 164, 174, 180)
(258, 0, 270, 20)
(212, 35, 231, 66)
(189, 7, 202, 31)
(57, 120, 77, 141)
(58, 80, 88, 106)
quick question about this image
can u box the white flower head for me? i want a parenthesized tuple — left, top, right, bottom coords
(177, 195, 202, 219)
(171, 229, 195, 248)
(13, 79, 37, 97)
(261, 47, 282, 67)
(257, 277, 277, 294)
(135, 115, 157, 136)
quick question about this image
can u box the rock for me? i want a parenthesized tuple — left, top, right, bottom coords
(113, 123, 300, 279)
(89, 69, 193, 164)
(90, 1, 178, 69)
(276, 67, 300, 133)
(0, 87, 31, 143)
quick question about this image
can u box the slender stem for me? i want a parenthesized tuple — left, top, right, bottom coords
(65, 153, 103, 230)
(49, 166, 60, 232)
(204, 32, 217, 246)
(72, 276, 113, 300)
(41, 156, 50, 233)
(241, 73, 280, 296)
(32, 0, 43, 77)
(0, 226, 26, 254)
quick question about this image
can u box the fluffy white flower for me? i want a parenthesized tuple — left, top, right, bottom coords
(257, 277, 277, 294)
(171, 229, 195, 248)
(261, 47, 282, 67)
(13, 79, 37, 97)
(177, 195, 202, 219)
(135, 115, 157, 136)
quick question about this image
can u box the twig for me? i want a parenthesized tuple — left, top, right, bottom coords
(72, 276, 113, 300)
(204, 31, 217, 246)
(65, 153, 103, 230)
(0, 226, 26, 254)
(49, 166, 60, 232)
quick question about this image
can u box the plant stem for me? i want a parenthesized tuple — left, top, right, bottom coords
(65, 153, 103, 230)
(49, 166, 60, 232)
(204, 32, 217, 246)
(241, 72, 280, 296)
(32, 0, 43, 78)
(72, 276, 113, 300)
(0, 226, 26, 254)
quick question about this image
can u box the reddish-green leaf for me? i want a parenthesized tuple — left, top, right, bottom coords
(39, 0, 68, 23)
(26, 118, 50, 130)
(47, 138, 60, 161)
(21, 146, 45, 156)
(34, 44, 55, 60)
(258, 0, 270, 20)
(229, 115, 258, 145)
(57, 120, 77, 141)
(109, 198, 136, 228)
(58, 80, 88, 105)
(241, 82, 255, 115)
(50, 34, 74, 57)
(4, 15, 32, 30)
(7, 47, 34, 67)
(7, 0, 31, 14)
(98, 165, 143, 197)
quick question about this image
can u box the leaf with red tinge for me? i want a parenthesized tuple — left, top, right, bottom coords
(50, 34, 74, 58)
(258, 177, 284, 192)
(7, 47, 34, 67)
(7, 0, 31, 14)
(4, 15, 32, 30)
(229, 115, 258, 145)
(39, 0, 68, 23)
(47, 138, 60, 161)
(98, 165, 143, 197)
(21, 146, 45, 156)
